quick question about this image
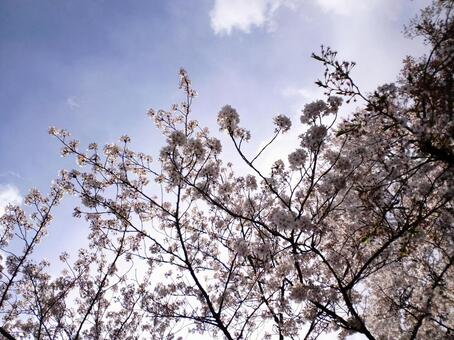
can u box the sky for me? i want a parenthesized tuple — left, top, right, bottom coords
(0, 0, 431, 337)
(0, 0, 431, 209)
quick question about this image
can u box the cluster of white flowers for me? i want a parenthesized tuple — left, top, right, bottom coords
(120, 135, 131, 143)
(199, 162, 220, 179)
(335, 156, 352, 172)
(206, 137, 222, 154)
(296, 215, 313, 232)
(300, 125, 327, 150)
(76, 154, 87, 166)
(232, 238, 250, 257)
(300, 100, 327, 124)
(319, 174, 346, 194)
(290, 283, 308, 302)
(233, 127, 251, 141)
(299, 97, 342, 126)
(288, 148, 307, 170)
(273, 114, 292, 133)
(48, 126, 70, 139)
(178, 68, 198, 97)
(217, 105, 240, 132)
(218, 182, 233, 198)
(24, 188, 44, 206)
(88, 142, 98, 150)
(254, 243, 271, 259)
(184, 138, 205, 159)
(66, 140, 79, 151)
(146, 108, 155, 119)
(245, 174, 257, 190)
(178, 68, 191, 91)
(159, 145, 173, 160)
(271, 159, 285, 176)
(168, 130, 187, 147)
(376, 83, 397, 96)
(103, 144, 120, 157)
(269, 209, 296, 231)
(327, 96, 342, 112)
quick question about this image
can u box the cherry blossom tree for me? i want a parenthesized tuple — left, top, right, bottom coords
(1, 1, 452, 339)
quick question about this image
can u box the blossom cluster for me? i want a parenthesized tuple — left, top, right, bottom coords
(217, 105, 240, 133)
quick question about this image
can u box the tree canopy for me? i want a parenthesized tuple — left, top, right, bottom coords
(1, 1, 453, 339)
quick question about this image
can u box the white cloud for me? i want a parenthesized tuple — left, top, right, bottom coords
(209, 0, 405, 35)
(0, 184, 22, 216)
(210, 0, 296, 35)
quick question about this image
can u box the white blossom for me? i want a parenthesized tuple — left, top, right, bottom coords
(300, 125, 327, 150)
(288, 148, 307, 170)
(300, 100, 327, 124)
(217, 105, 240, 132)
(273, 114, 292, 133)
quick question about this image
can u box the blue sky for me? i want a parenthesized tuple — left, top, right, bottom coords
(0, 0, 430, 223)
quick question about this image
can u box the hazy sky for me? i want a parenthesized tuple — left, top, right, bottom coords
(0, 0, 430, 203)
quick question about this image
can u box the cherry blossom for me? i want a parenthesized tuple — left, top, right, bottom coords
(0, 2, 452, 339)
